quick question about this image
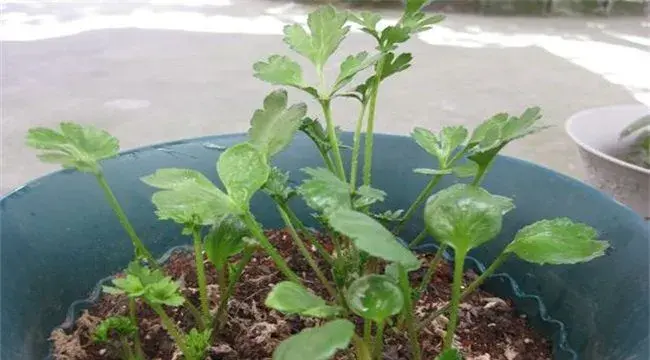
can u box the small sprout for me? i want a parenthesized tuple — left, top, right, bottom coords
(204, 215, 250, 270)
(263, 167, 295, 202)
(411, 126, 469, 169)
(346, 274, 404, 323)
(272, 319, 355, 360)
(92, 316, 137, 344)
(103, 262, 185, 307)
(505, 218, 609, 265)
(184, 328, 213, 360)
(26, 122, 119, 174)
(265, 281, 341, 318)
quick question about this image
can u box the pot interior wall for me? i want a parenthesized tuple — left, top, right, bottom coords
(1, 133, 648, 360)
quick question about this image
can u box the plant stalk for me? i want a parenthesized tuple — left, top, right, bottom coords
(393, 174, 444, 235)
(214, 248, 254, 333)
(277, 205, 337, 298)
(373, 321, 385, 360)
(398, 265, 421, 360)
(363, 319, 372, 345)
(444, 250, 466, 350)
(128, 299, 144, 359)
(353, 334, 373, 360)
(120, 338, 135, 360)
(95, 172, 156, 265)
(191, 228, 210, 322)
(349, 101, 369, 191)
(150, 303, 190, 356)
(408, 229, 428, 249)
(241, 211, 302, 284)
(362, 58, 386, 187)
(414, 244, 447, 302)
(281, 203, 333, 264)
(320, 99, 347, 181)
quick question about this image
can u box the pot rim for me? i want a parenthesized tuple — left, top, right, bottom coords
(565, 104, 650, 176)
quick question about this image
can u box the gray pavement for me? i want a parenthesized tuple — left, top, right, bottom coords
(2, 0, 649, 195)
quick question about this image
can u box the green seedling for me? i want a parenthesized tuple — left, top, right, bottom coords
(93, 316, 141, 360)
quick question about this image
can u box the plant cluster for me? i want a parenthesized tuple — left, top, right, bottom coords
(27, 1, 609, 359)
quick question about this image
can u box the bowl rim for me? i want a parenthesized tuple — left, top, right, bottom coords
(565, 104, 650, 176)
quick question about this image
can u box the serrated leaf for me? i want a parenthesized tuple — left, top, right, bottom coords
(26, 122, 119, 173)
(283, 6, 349, 69)
(406, 0, 432, 14)
(412, 126, 468, 167)
(204, 215, 250, 269)
(263, 167, 295, 201)
(352, 185, 386, 208)
(372, 209, 404, 223)
(505, 218, 609, 265)
(248, 90, 307, 157)
(346, 274, 404, 322)
(380, 52, 413, 80)
(469, 113, 509, 145)
(298, 167, 351, 214)
(436, 348, 464, 360)
(93, 316, 137, 343)
(328, 208, 419, 268)
(501, 106, 543, 141)
(380, 26, 410, 50)
(413, 168, 453, 176)
(265, 282, 341, 318)
(184, 329, 212, 360)
(273, 319, 354, 360)
(142, 168, 236, 225)
(253, 55, 306, 88)
(348, 11, 380, 32)
(104, 263, 185, 307)
(218, 142, 270, 208)
(332, 52, 380, 94)
(424, 184, 513, 254)
(402, 11, 444, 33)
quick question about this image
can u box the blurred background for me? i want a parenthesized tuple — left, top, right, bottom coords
(1, 0, 649, 195)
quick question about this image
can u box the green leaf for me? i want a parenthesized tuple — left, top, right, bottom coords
(413, 168, 453, 176)
(93, 316, 137, 343)
(332, 52, 380, 94)
(26, 122, 119, 173)
(298, 167, 351, 214)
(218, 142, 270, 208)
(142, 168, 236, 225)
(380, 52, 413, 80)
(380, 26, 410, 50)
(406, 0, 432, 14)
(328, 208, 419, 268)
(402, 12, 445, 33)
(204, 215, 250, 269)
(505, 218, 609, 265)
(273, 319, 354, 360)
(452, 162, 479, 178)
(145, 279, 185, 306)
(348, 11, 381, 32)
(424, 184, 513, 254)
(265, 282, 341, 318)
(300, 117, 330, 150)
(103, 263, 185, 307)
(346, 274, 404, 322)
(352, 185, 386, 208)
(253, 55, 306, 88)
(469, 113, 509, 145)
(248, 90, 308, 157)
(372, 209, 404, 224)
(411, 126, 468, 167)
(435, 348, 464, 360)
(621, 114, 650, 138)
(283, 6, 349, 69)
(263, 167, 295, 201)
(184, 328, 213, 360)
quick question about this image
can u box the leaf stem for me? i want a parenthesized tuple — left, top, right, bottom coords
(394, 174, 444, 235)
(95, 172, 156, 265)
(277, 205, 337, 298)
(128, 299, 144, 359)
(408, 229, 428, 249)
(373, 321, 385, 360)
(241, 211, 302, 284)
(280, 203, 334, 264)
(398, 265, 421, 360)
(444, 250, 466, 350)
(191, 228, 210, 322)
(363, 319, 372, 345)
(214, 247, 254, 333)
(362, 59, 385, 187)
(320, 99, 347, 181)
(419, 252, 509, 330)
(353, 333, 373, 360)
(414, 244, 447, 302)
(350, 101, 369, 191)
(150, 303, 190, 356)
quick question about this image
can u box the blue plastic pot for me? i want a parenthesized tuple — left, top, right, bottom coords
(1, 134, 648, 360)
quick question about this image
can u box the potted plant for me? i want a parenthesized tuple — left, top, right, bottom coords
(2, 2, 648, 360)
(566, 105, 650, 218)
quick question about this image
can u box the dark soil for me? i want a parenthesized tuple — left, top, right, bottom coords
(51, 229, 551, 360)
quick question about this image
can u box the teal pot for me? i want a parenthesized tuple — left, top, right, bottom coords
(1, 133, 648, 360)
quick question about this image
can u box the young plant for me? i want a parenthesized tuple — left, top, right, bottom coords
(92, 316, 141, 360)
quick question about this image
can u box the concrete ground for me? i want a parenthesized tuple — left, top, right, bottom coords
(1, 0, 649, 195)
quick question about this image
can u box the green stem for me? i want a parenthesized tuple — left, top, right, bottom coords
(353, 334, 373, 360)
(128, 299, 144, 359)
(320, 99, 347, 181)
(398, 265, 421, 360)
(95, 173, 156, 265)
(317, 145, 336, 173)
(281, 203, 333, 264)
(363, 319, 372, 345)
(444, 250, 466, 350)
(241, 211, 301, 284)
(214, 248, 254, 333)
(393, 174, 444, 235)
(373, 321, 385, 360)
(408, 229, 428, 249)
(414, 244, 447, 302)
(362, 59, 386, 187)
(120, 338, 135, 360)
(192, 228, 210, 321)
(419, 252, 509, 330)
(350, 101, 368, 191)
(150, 303, 190, 355)
(277, 205, 336, 298)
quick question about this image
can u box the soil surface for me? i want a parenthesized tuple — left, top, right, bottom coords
(51, 229, 551, 360)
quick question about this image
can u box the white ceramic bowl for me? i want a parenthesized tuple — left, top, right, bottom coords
(566, 104, 650, 218)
